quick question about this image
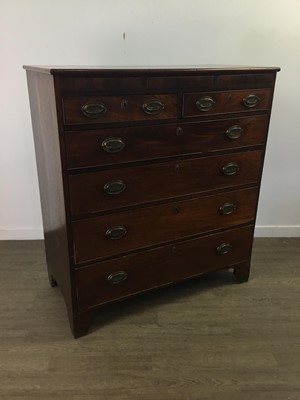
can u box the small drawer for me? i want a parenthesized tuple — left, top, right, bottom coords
(179, 75, 214, 90)
(75, 225, 254, 310)
(65, 115, 269, 170)
(62, 94, 177, 125)
(180, 73, 275, 91)
(183, 88, 272, 118)
(69, 150, 263, 215)
(72, 187, 258, 264)
(59, 77, 146, 95)
(213, 73, 276, 90)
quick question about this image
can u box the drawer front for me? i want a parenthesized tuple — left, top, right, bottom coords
(69, 150, 263, 216)
(72, 187, 258, 264)
(59, 73, 275, 96)
(212, 73, 275, 90)
(60, 77, 146, 94)
(181, 73, 275, 91)
(60, 76, 181, 94)
(63, 94, 177, 125)
(183, 89, 272, 118)
(76, 225, 254, 310)
(65, 116, 269, 169)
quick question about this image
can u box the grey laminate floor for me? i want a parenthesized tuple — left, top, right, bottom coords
(0, 239, 300, 399)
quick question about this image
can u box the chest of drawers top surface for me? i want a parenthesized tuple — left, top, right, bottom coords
(23, 64, 280, 72)
(24, 65, 279, 337)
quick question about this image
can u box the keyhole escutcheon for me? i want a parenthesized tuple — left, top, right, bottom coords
(121, 99, 128, 110)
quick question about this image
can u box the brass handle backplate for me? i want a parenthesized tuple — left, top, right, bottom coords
(243, 94, 261, 108)
(104, 180, 126, 195)
(107, 271, 128, 284)
(226, 125, 244, 140)
(82, 102, 107, 118)
(222, 162, 240, 176)
(196, 96, 216, 112)
(219, 202, 236, 215)
(142, 99, 165, 115)
(101, 137, 125, 153)
(216, 242, 233, 255)
(105, 225, 127, 240)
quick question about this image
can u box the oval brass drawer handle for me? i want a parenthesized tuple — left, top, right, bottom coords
(226, 125, 244, 140)
(101, 137, 125, 153)
(216, 242, 233, 255)
(222, 162, 240, 176)
(104, 180, 126, 195)
(219, 202, 236, 215)
(107, 271, 128, 285)
(243, 94, 261, 108)
(105, 225, 127, 240)
(142, 99, 165, 115)
(196, 96, 215, 112)
(81, 101, 107, 118)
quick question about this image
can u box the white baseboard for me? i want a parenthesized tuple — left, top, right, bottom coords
(254, 225, 300, 237)
(0, 228, 44, 240)
(0, 226, 300, 240)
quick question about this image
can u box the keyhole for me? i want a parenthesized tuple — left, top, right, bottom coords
(227, 93, 232, 102)
(174, 163, 182, 173)
(121, 99, 128, 110)
(173, 205, 180, 214)
(176, 127, 182, 136)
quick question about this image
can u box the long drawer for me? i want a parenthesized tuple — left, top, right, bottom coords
(72, 187, 258, 264)
(183, 88, 272, 118)
(76, 225, 255, 310)
(69, 150, 263, 215)
(63, 94, 177, 125)
(65, 116, 269, 169)
(59, 73, 275, 95)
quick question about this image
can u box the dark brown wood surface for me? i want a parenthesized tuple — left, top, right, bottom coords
(65, 115, 269, 170)
(24, 65, 279, 337)
(25, 72, 75, 322)
(69, 150, 263, 216)
(76, 225, 254, 310)
(183, 88, 272, 118)
(59, 73, 276, 95)
(72, 187, 258, 264)
(63, 94, 177, 125)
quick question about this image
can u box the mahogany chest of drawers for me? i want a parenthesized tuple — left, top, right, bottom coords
(24, 65, 279, 338)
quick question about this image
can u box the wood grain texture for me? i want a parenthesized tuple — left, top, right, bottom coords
(65, 116, 269, 170)
(0, 238, 299, 399)
(183, 88, 272, 118)
(25, 71, 75, 321)
(72, 187, 259, 264)
(24, 66, 279, 338)
(68, 150, 263, 215)
(63, 94, 177, 125)
(75, 225, 255, 310)
(59, 73, 275, 95)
